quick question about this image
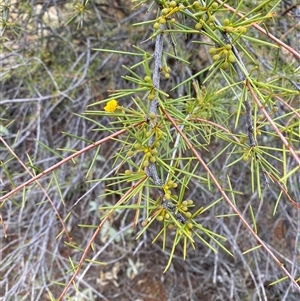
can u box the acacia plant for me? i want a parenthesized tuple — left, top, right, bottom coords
(1, 0, 300, 300)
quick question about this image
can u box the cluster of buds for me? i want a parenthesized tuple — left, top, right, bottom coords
(209, 44, 235, 69)
(126, 143, 159, 168)
(153, 1, 184, 30)
(193, 1, 218, 30)
(222, 18, 247, 34)
(156, 199, 195, 234)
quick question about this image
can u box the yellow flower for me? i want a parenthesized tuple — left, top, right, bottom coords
(104, 99, 118, 112)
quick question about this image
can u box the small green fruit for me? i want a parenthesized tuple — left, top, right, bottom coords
(193, 1, 200, 9)
(187, 222, 193, 229)
(225, 44, 232, 50)
(165, 193, 171, 200)
(228, 54, 235, 63)
(161, 8, 170, 16)
(220, 62, 229, 69)
(134, 143, 141, 149)
(182, 200, 188, 206)
(156, 215, 164, 222)
(154, 141, 160, 148)
(209, 47, 217, 54)
(144, 75, 151, 83)
(153, 22, 160, 30)
(195, 23, 202, 30)
(127, 150, 134, 157)
(208, 15, 215, 22)
(185, 212, 192, 218)
(226, 26, 234, 32)
(150, 156, 157, 163)
(212, 54, 220, 61)
(149, 112, 156, 120)
(211, 2, 218, 9)
(148, 93, 155, 101)
(169, 1, 177, 8)
(159, 17, 166, 24)
(224, 18, 230, 26)
(151, 148, 158, 155)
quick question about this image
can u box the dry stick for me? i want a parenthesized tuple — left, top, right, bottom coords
(57, 176, 148, 301)
(161, 106, 300, 291)
(217, 0, 300, 60)
(0, 123, 144, 203)
(0, 136, 72, 241)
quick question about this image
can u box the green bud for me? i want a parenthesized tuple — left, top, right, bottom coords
(159, 17, 166, 24)
(161, 8, 170, 16)
(150, 156, 157, 163)
(144, 75, 152, 83)
(228, 54, 235, 63)
(208, 15, 215, 23)
(125, 170, 132, 175)
(148, 93, 155, 101)
(182, 200, 188, 206)
(153, 22, 160, 30)
(209, 47, 217, 54)
(127, 150, 134, 157)
(151, 148, 158, 155)
(165, 193, 171, 200)
(212, 54, 220, 61)
(169, 1, 177, 8)
(224, 19, 230, 26)
(220, 62, 229, 69)
(187, 222, 193, 229)
(225, 44, 232, 50)
(195, 23, 202, 30)
(156, 215, 164, 222)
(185, 212, 192, 218)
